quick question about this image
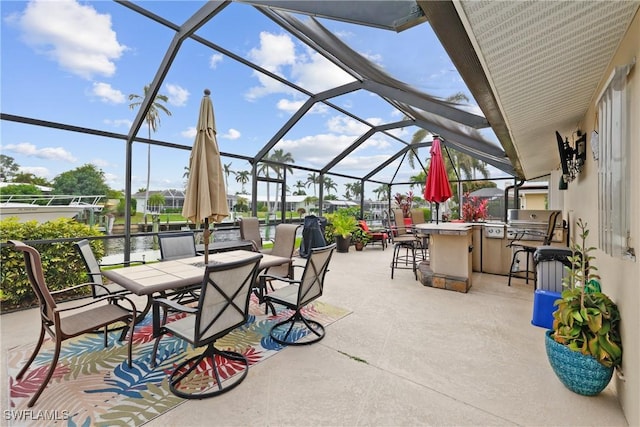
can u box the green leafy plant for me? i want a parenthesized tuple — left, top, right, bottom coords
(0, 217, 104, 311)
(551, 218, 622, 368)
(351, 227, 371, 245)
(328, 209, 358, 238)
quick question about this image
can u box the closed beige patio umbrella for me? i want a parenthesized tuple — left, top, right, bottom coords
(182, 89, 229, 263)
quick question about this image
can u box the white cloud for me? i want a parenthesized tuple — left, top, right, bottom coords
(245, 32, 355, 102)
(209, 53, 223, 69)
(277, 98, 305, 113)
(165, 84, 189, 107)
(248, 32, 296, 72)
(91, 158, 113, 169)
(91, 82, 125, 103)
(18, 166, 51, 179)
(181, 127, 197, 139)
(3, 142, 76, 162)
(326, 116, 371, 136)
(221, 129, 241, 140)
(16, 0, 126, 79)
(102, 171, 119, 185)
(104, 118, 132, 128)
(291, 48, 355, 93)
(277, 133, 357, 169)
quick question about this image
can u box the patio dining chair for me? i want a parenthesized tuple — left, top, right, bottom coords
(264, 223, 300, 278)
(151, 252, 263, 399)
(157, 231, 201, 304)
(239, 217, 265, 252)
(75, 238, 147, 322)
(262, 244, 335, 346)
(158, 231, 197, 260)
(9, 240, 136, 408)
(75, 239, 145, 299)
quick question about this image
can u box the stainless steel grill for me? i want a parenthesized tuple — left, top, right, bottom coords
(506, 209, 564, 243)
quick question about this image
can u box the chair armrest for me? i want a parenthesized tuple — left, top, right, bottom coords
(56, 293, 137, 315)
(100, 259, 146, 267)
(152, 297, 197, 315)
(260, 273, 300, 285)
(51, 282, 112, 296)
(152, 297, 197, 338)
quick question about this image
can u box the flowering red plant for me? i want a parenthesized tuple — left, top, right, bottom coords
(461, 192, 488, 222)
(394, 191, 414, 218)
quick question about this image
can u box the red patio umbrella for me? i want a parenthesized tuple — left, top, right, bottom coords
(423, 136, 452, 224)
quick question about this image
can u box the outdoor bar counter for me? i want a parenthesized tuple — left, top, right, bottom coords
(414, 222, 474, 293)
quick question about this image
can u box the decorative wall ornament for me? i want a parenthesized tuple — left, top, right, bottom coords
(556, 131, 587, 183)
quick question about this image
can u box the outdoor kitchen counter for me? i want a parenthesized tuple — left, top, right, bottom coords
(414, 222, 474, 292)
(414, 222, 473, 235)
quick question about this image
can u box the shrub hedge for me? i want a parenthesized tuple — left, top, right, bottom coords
(0, 217, 105, 312)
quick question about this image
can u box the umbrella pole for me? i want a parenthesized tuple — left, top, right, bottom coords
(204, 218, 209, 264)
(435, 203, 440, 224)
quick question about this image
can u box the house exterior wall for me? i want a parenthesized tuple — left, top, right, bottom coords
(566, 10, 639, 425)
(519, 193, 546, 210)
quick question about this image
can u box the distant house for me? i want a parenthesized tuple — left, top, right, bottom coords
(133, 189, 186, 214)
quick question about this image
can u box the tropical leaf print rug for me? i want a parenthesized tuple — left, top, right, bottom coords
(5, 296, 350, 426)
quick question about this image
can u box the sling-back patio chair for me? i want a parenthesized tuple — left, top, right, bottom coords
(9, 240, 136, 407)
(239, 217, 266, 252)
(264, 223, 300, 278)
(75, 238, 147, 323)
(75, 239, 146, 299)
(151, 253, 262, 399)
(262, 244, 335, 346)
(158, 231, 197, 260)
(157, 231, 201, 304)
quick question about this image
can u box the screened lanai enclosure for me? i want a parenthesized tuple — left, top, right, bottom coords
(2, 1, 522, 258)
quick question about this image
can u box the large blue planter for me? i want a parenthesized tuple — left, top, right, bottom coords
(545, 330, 614, 396)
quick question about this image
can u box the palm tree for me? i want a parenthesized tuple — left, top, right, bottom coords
(305, 172, 320, 196)
(235, 170, 250, 193)
(406, 92, 469, 169)
(293, 180, 307, 195)
(409, 171, 427, 193)
(223, 162, 234, 194)
(269, 149, 294, 211)
(343, 181, 362, 201)
(373, 184, 390, 201)
(128, 85, 172, 222)
(322, 176, 338, 195)
(257, 162, 272, 212)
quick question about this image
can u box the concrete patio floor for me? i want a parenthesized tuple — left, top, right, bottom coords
(1, 246, 628, 426)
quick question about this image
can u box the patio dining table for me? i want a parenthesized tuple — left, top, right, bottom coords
(102, 250, 292, 321)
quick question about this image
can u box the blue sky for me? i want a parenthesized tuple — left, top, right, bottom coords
(1, 0, 499, 198)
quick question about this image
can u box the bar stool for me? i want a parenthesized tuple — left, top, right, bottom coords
(507, 211, 560, 287)
(390, 209, 417, 279)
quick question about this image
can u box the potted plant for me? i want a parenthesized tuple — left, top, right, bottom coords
(351, 227, 371, 251)
(545, 218, 623, 396)
(394, 191, 414, 227)
(329, 209, 358, 253)
(461, 192, 488, 222)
